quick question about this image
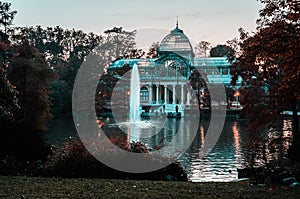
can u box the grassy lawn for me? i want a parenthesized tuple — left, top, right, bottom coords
(0, 176, 300, 199)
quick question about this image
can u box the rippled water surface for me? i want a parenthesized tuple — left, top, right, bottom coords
(47, 115, 292, 182)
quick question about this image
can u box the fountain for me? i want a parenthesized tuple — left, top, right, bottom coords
(111, 63, 163, 142)
(129, 64, 141, 142)
(129, 64, 141, 123)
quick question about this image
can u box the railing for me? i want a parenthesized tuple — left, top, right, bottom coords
(140, 76, 188, 81)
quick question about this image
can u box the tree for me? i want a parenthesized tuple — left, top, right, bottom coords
(209, 44, 235, 59)
(95, 63, 131, 117)
(231, 0, 300, 160)
(189, 68, 210, 109)
(0, 2, 17, 33)
(49, 80, 72, 114)
(256, 0, 299, 28)
(11, 26, 104, 115)
(0, 2, 16, 64)
(0, 2, 18, 123)
(0, 2, 52, 159)
(8, 41, 54, 132)
(226, 37, 241, 58)
(0, 67, 18, 122)
(103, 27, 136, 64)
(13, 26, 137, 116)
(146, 41, 159, 58)
(122, 48, 145, 59)
(195, 41, 211, 58)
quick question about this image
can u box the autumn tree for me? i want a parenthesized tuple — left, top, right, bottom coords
(2, 41, 52, 158)
(231, 0, 300, 160)
(7, 41, 54, 132)
(195, 41, 211, 58)
(0, 2, 52, 159)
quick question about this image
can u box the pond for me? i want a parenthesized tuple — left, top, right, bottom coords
(46, 115, 292, 182)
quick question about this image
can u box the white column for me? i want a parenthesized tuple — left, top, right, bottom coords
(181, 84, 184, 104)
(187, 90, 190, 105)
(156, 85, 159, 104)
(149, 85, 153, 104)
(172, 84, 176, 104)
(164, 85, 167, 104)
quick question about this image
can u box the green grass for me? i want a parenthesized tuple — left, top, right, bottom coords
(1, 176, 300, 199)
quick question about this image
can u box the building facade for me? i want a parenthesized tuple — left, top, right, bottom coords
(108, 23, 241, 117)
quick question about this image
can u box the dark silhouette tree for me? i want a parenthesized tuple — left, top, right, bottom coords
(226, 37, 241, 58)
(0, 2, 17, 34)
(146, 41, 159, 58)
(0, 2, 16, 64)
(189, 68, 210, 109)
(210, 44, 235, 60)
(122, 48, 145, 59)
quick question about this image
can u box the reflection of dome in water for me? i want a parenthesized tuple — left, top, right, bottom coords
(158, 21, 194, 60)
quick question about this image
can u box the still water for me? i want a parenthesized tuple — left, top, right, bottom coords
(180, 118, 246, 182)
(47, 115, 292, 182)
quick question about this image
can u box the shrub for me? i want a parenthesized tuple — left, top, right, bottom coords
(44, 137, 187, 181)
(0, 121, 51, 161)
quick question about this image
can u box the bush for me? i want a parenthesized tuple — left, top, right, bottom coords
(0, 121, 51, 161)
(238, 158, 300, 186)
(44, 137, 187, 181)
(0, 155, 44, 176)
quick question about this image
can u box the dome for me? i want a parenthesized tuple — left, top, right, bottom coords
(158, 22, 194, 60)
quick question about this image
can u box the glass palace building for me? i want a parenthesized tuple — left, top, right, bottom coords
(108, 23, 241, 117)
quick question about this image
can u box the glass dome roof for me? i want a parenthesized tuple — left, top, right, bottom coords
(158, 23, 194, 60)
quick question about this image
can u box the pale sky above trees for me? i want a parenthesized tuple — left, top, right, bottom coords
(6, 0, 262, 48)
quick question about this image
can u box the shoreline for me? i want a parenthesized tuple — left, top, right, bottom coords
(0, 175, 299, 199)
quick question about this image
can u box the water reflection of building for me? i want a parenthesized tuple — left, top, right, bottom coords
(108, 22, 241, 117)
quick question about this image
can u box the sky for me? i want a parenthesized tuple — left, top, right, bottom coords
(6, 0, 262, 49)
